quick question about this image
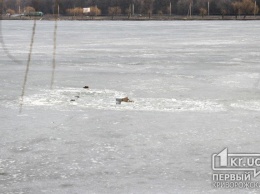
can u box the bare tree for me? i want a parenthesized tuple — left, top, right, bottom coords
(216, 0, 231, 18)
(194, 0, 207, 13)
(89, 6, 101, 19)
(240, 0, 258, 18)
(177, 0, 191, 15)
(108, 6, 121, 19)
(232, 1, 241, 18)
(143, 0, 154, 18)
(125, 6, 131, 18)
(0, 0, 4, 15)
(6, 8, 15, 15)
(221, 8, 227, 19)
(157, 9, 163, 15)
(199, 7, 207, 17)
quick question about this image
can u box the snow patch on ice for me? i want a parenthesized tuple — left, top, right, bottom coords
(214, 73, 260, 88)
(6, 88, 226, 112)
(231, 100, 260, 111)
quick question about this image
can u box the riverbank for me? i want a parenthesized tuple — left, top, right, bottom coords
(2, 14, 260, 21)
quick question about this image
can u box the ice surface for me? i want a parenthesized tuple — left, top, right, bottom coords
(1, 20, 260, 193)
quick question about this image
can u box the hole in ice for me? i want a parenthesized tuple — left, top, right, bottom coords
(9, 87, 228, 112)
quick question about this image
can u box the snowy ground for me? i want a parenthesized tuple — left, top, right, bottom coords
(1, 20, 260, 193)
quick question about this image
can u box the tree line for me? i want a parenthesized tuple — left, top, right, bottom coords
(1, 0, 259, 17)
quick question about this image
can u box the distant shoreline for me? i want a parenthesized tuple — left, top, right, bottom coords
(2, 14, 260, 21)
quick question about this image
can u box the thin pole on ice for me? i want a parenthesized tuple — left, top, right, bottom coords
(51, 1, 58, 89)
(19, 20, 37, 113)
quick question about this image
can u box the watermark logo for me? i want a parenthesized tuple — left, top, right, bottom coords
(212, 148, 260, 189)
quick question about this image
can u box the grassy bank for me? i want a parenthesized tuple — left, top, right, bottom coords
(2, 14, 260, 21)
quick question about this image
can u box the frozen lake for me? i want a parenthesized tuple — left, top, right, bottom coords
(1, 20, 260, 193)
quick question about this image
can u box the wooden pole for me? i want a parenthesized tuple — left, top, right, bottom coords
(170, 2, 172, 16)
(254, 0, 256, 17)
(208, 1, 209, 16)
(189, 3, 191, 18)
